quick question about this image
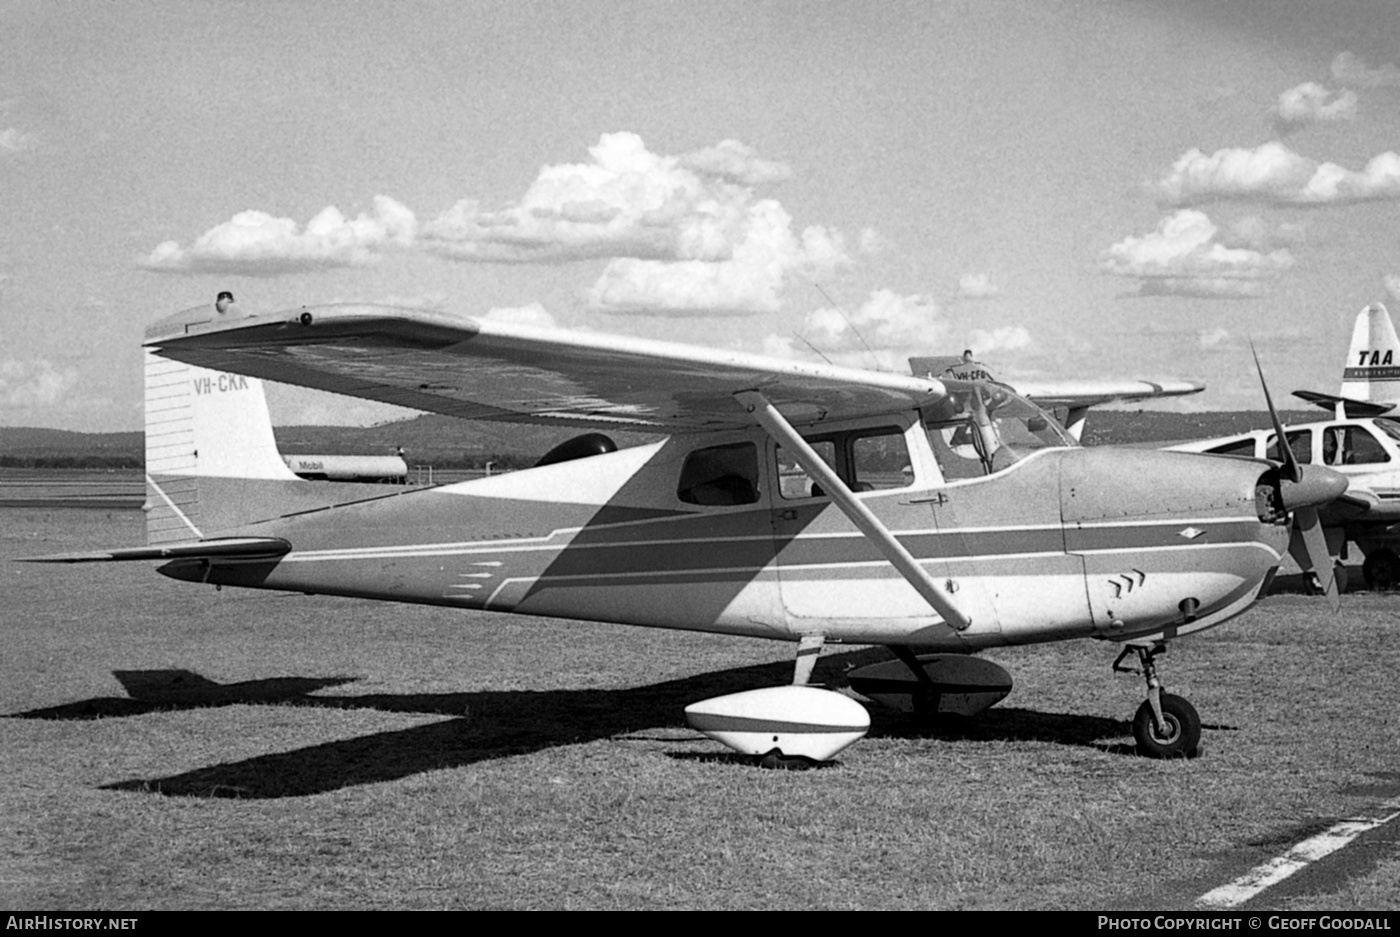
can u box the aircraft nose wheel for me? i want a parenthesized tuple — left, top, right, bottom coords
(1114, 644, 1202, 759)
(1132, 694, 1201, 759)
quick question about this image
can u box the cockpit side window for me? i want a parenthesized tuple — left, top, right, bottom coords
(677, 442, 760, 506)
(926, 420, 987, 479)
(921, 381, 1071, 478)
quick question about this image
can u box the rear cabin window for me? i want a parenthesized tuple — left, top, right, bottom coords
(850, 429, 913, 490)
(776, 427, 912, 499)
(677, 442, 760, 506)
(1324, 426, 1390, 465)
(776, 439, 838, 499)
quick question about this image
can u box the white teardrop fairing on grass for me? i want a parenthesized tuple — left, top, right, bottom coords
(684, 685, 871, 762)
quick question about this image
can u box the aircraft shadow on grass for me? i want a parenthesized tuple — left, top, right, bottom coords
(9, 650, 1139, 799)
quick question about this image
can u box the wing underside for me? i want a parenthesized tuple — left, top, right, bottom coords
(1015, 380, 1205, 410)
(144, 304, 948, 432)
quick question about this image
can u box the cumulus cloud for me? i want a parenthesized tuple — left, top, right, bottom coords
(954, 272, 1002, 300)
(587, 201, 849, 316)
(677, 139, 791, 186)
(857, 227, 890, 255)
(0, 358, 78, 408)
(0, 127, 38, 152)
(1198, 327, 1233, 350)
(1332, 52, 1400, 89)
(139, 132, 859, 308)
(0, 83, 45, 155)
(1385, 275, 1400, 303)
(761, 289, 1031, 370)
(1272, 82, 1357, 133)
(1155, 142, 1400, 206)
(1102, 209, 1294, 299)
(1220, 215, 1305, 252)
(141, 195, 417, 276)
(968, 325, 1030, 352)
(419, 132, 798, 265)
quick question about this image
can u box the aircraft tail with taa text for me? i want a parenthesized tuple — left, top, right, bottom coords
(1294, 302, 1400, 418)
(1339, 302, 1400, 406)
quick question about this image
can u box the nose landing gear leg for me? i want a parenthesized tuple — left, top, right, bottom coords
(1114, 643, 1202, 759)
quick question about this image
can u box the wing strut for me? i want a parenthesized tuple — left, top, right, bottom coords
(735, 390, 971, 631)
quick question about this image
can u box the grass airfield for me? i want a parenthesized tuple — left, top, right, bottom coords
(4, 506, 1400, 910)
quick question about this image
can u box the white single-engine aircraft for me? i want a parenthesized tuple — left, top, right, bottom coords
(24, 302, 1349, 764)
(1171, 303, 1400, 592)
(909, 353, 1205, 440)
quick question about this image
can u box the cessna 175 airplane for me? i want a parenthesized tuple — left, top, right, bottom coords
(909, 354, 1205, 440)
(23, 302, 1349, 764)
(1171, 303, 1400, 591)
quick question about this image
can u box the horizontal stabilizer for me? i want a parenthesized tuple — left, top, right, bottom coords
(1292, 390, 1395, 417)
(19, 537, 291, 564)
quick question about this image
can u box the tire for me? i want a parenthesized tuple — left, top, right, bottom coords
(1363, 550, 1400, 591)
(1133, 694, 1201, 759)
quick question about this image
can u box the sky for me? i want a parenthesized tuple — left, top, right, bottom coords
(3, 0, 1400, 431)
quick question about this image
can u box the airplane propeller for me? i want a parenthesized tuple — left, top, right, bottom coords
(1254, 347, 1348, 611)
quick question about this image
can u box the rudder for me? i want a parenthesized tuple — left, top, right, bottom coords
(1340, 303, 1400, 405)
(143, 347, 299, 545)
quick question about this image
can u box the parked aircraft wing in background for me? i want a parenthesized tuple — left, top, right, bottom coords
(909, 354, 1203, 439)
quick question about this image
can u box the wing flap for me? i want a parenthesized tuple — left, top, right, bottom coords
(145, 304, 948, 431)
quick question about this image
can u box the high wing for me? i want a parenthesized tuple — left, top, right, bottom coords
(146, 304, 948, 432)
(1010, 379, 1205, 411)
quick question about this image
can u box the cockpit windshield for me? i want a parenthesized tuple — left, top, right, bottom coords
(920, 380, 1074, 478)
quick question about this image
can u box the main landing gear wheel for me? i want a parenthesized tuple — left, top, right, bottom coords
(1132, 694, 1201, 759)
(1363, 549, 1400, 591)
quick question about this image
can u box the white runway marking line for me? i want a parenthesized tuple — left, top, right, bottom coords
(1194, 793, 1400, 909)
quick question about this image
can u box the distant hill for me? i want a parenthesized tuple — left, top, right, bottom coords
(1078, 409, 1318, 447)
(0, 416, 660, 470)
(1, 409, 1323, 469)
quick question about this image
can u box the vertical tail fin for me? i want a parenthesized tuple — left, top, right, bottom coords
(143, 348, 299, 545)
(1339, 303, 1400, 406)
